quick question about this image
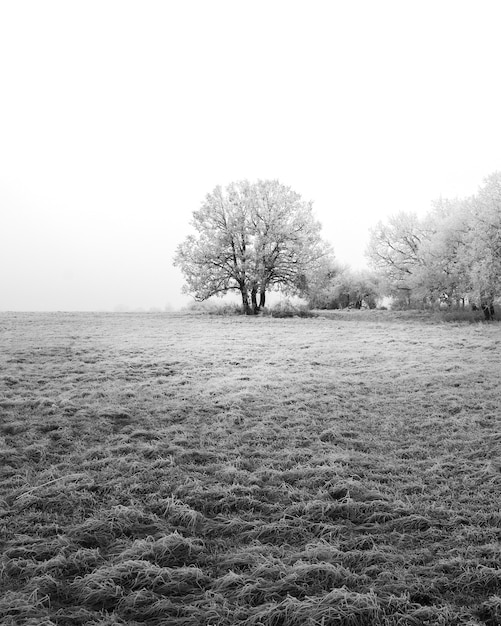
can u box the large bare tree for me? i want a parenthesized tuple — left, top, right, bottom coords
(174, 180, 332, 313)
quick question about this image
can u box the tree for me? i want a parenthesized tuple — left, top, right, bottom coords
(343, 269, 381, 309)
(174, 180, 332, 314)
(303, 259, 343, 309)
(366, 212, 429, 304)
(366, 172, 501, 318)
(465, 172, 501, 319)
(305, 263, 380, 309)
(413, 198, 472, 306)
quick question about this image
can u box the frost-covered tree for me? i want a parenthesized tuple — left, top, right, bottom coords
(174, 180, 332, 314)
(306, 263, 380, 309)
(466, 172, 501, 319)
(414, 198, 471, 305)
(366, 172, 501, 318)
(366, 212, 429, 303)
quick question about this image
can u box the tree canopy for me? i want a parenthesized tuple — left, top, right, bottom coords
(366, 171, 501, 318)
(174, 180, 332, 313)
(305, 261, 380, 310)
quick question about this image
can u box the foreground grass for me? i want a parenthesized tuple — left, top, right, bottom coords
(0, 311, 500, 625)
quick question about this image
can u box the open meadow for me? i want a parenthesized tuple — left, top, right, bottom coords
(1, 311, 500, 625)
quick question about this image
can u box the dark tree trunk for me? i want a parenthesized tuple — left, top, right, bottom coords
(251, 287, 259, 314)
(339, 293, 349, 309)
(259, 289, 266, 308)
(481, 300, 495, 321)
(241, 289, 251, 315)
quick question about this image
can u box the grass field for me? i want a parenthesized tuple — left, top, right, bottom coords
(1, 311, 500, 625)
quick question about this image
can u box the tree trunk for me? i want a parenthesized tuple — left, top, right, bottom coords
(241, 289, 251, 315)
(481, 299, 495, 321)
(251, 287, 259, 314)
(259, 289, 266, 308)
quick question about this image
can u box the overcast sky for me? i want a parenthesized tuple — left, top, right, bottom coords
(1, 1, 500, 311)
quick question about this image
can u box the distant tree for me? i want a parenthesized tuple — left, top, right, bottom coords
(366, 212, 428, 303)
(413, 198, 472, 306)
(302, 259, 343, 309)
(465, 172, 501, 319)
(174, 180, 332, 314)
(305, 263, 380, 309)
(344, 269, 381, 309)
(366, 172, 501, 318)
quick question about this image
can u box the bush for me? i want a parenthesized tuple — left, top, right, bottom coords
(440, 308, 490, 323)
(183, 301, 242, 315)
(267, 301, 317, 318)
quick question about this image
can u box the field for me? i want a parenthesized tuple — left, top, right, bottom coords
(1, 311, 500, 626)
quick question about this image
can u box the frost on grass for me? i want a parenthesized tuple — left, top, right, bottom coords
(0, 312, 500, 625)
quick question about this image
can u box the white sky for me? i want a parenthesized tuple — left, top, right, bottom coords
(1, 1, 500, 311)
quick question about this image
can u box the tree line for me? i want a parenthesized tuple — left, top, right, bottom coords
(174, 174, 500, 318)
(366, 172, 501, 319)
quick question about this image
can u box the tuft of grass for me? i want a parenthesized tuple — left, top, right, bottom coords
(118, 533, 203, 567)
(71, 560, 211, 609)
(69, 506, 167, 548)
(478, 595, 501, 626)
(0, 590, 52, 624)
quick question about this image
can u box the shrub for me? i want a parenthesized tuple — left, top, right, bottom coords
(440, 308, 490, 323)
(267, 300, 317, 318)
(184, 301, 242, 315)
